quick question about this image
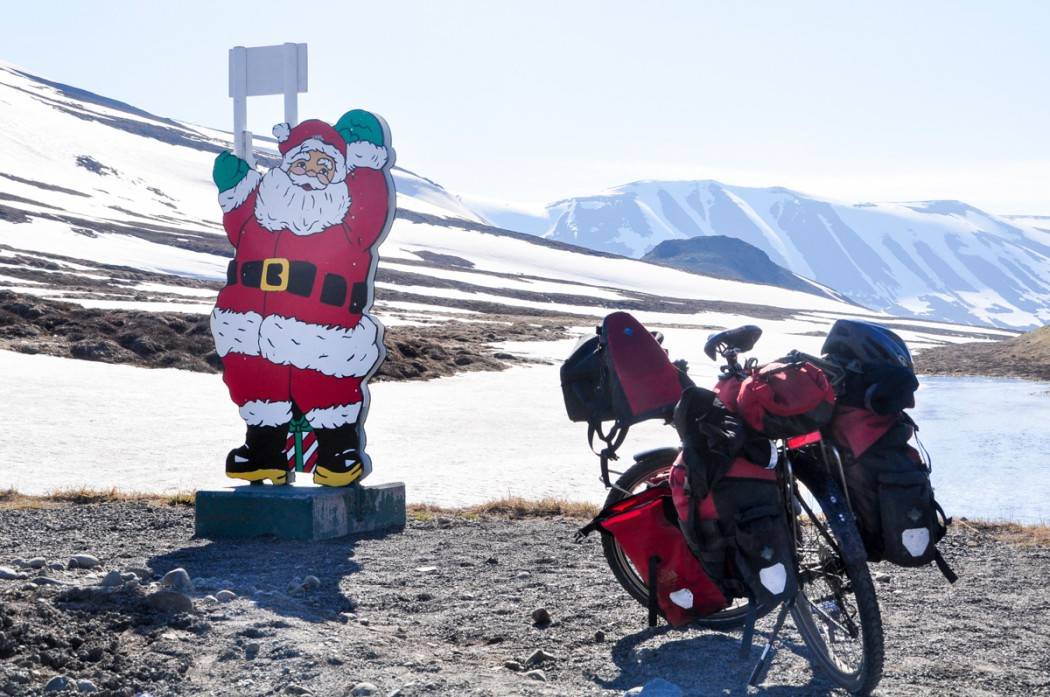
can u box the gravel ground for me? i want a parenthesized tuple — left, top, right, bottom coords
(0, 502, 1048, 697)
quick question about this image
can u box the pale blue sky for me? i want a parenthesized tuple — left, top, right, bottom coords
(5, 1, 1050, 214)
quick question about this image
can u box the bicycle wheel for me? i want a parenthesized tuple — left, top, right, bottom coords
(600, 447, 751, 631)
(790, 456, 884, 695)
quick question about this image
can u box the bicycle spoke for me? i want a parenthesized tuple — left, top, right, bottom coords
(805, 594, 854, 636)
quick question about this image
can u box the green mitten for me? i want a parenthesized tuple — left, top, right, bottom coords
(335, 110, 384, 147)
(213, 151, 250, 192)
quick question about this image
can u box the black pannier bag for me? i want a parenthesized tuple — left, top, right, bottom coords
(821, 320, 957, 582)
(668, 386, 798, 653)
(560, 311, 693, 484)
(561, 333, 613, 424)
(827, 408, 953, 575)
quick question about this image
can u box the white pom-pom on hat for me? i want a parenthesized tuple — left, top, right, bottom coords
(272, 123, 291, 143)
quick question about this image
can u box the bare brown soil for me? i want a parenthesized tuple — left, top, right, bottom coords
(0, 290, 573, 381)
(914, 325, 1050, 381)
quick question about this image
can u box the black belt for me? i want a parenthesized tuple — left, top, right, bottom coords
(227, 259, 369, 311)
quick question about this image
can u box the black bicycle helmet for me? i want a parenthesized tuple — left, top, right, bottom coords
(821, 319, 913, 370)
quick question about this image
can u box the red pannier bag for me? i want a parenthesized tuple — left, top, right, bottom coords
(577, 484, 728, 626)
(715, 359, 835, 439)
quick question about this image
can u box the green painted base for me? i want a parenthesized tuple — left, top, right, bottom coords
(194, 482, 406, 541)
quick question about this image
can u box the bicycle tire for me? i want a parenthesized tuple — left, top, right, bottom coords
(599, 448, 752, 631)
(790, 460, 885, 695)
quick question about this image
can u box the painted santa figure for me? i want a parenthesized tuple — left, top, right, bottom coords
(209, 109, 395, 487)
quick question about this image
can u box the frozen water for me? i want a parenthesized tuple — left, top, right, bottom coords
(911, 376, 1050, 524)
(1, 350, 1046, 523)
(0, 349, 672, 505)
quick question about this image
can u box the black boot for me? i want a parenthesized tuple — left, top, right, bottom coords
(226, 425, 291, 485)
(313, 424, 371, 487)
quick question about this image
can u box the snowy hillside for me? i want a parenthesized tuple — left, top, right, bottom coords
(0, 59, 1012, 364)
(483, 180, 1050, 330)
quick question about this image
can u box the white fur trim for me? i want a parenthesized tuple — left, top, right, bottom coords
(346, 141, 388, 170)
(272, 122, 291, 142)
(239, 400, 292, 427)
(210, 308, 262, 357)
(281, 138, 347, 184)
(259, 314, 380, 378)
(218, 169, 262, 213)
(305, 402, 363, 429)
(253, 168, 351, 235)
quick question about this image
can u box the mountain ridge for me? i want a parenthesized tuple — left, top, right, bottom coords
(477, 179, 1050, 330)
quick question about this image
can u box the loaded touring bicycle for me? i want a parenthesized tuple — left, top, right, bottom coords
(565, 313, 955, 695)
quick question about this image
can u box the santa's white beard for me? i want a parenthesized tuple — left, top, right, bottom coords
(254, 167, 351, 235)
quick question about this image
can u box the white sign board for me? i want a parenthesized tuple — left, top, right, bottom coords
(228, 43, 308, 163)
(228, 43, 308, 97)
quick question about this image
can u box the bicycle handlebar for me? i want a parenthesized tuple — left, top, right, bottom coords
(703, 325, 846, 393)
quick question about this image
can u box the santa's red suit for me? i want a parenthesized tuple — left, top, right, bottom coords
(210, 117, 392, 486)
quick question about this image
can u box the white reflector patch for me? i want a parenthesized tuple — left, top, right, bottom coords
(669, 588, 694, 609)
(902, 528, 931, 557)
(760, 563, 787, 595)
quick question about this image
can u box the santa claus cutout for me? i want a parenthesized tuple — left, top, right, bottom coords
(210, 110, 394, 487)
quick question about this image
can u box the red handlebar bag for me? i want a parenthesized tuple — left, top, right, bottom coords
(724, 360, 835, 439)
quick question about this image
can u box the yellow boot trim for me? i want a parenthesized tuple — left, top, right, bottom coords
(313, 463, 364, 487)
(226, 469, 289, 486)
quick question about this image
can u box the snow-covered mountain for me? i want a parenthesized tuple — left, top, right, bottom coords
(0, 60, 1012, 369)
(480, 180, 1050, 330)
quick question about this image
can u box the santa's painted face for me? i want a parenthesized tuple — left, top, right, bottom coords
(288, 150, 337, 190)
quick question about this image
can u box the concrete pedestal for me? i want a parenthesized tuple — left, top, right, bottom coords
(194, 482, 406, 541)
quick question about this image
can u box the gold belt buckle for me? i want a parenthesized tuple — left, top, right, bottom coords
(260, 258, 290, 292)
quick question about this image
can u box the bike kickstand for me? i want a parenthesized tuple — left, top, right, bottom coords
(748, 598, 794, 688)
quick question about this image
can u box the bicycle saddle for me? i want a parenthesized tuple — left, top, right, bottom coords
(703, 325, 762, 361)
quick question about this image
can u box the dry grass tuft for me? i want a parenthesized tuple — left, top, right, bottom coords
(960, 518, 1050, 548)
(409, 496, 600, 521)
(1, 489, 601, 519)
(0, 488, 51, 510)
(0, 487, 194, 510)
(45, 487, 138, 504)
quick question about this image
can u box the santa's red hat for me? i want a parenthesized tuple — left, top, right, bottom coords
(272, 120, 348, 184)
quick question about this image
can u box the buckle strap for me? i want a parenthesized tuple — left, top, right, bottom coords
(236, 259, 316, 297)
(647, 556, 660, 627)
(934, 549, 959, 584)
(739, 595, 759, 659)
(588, 421, 629, 489)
